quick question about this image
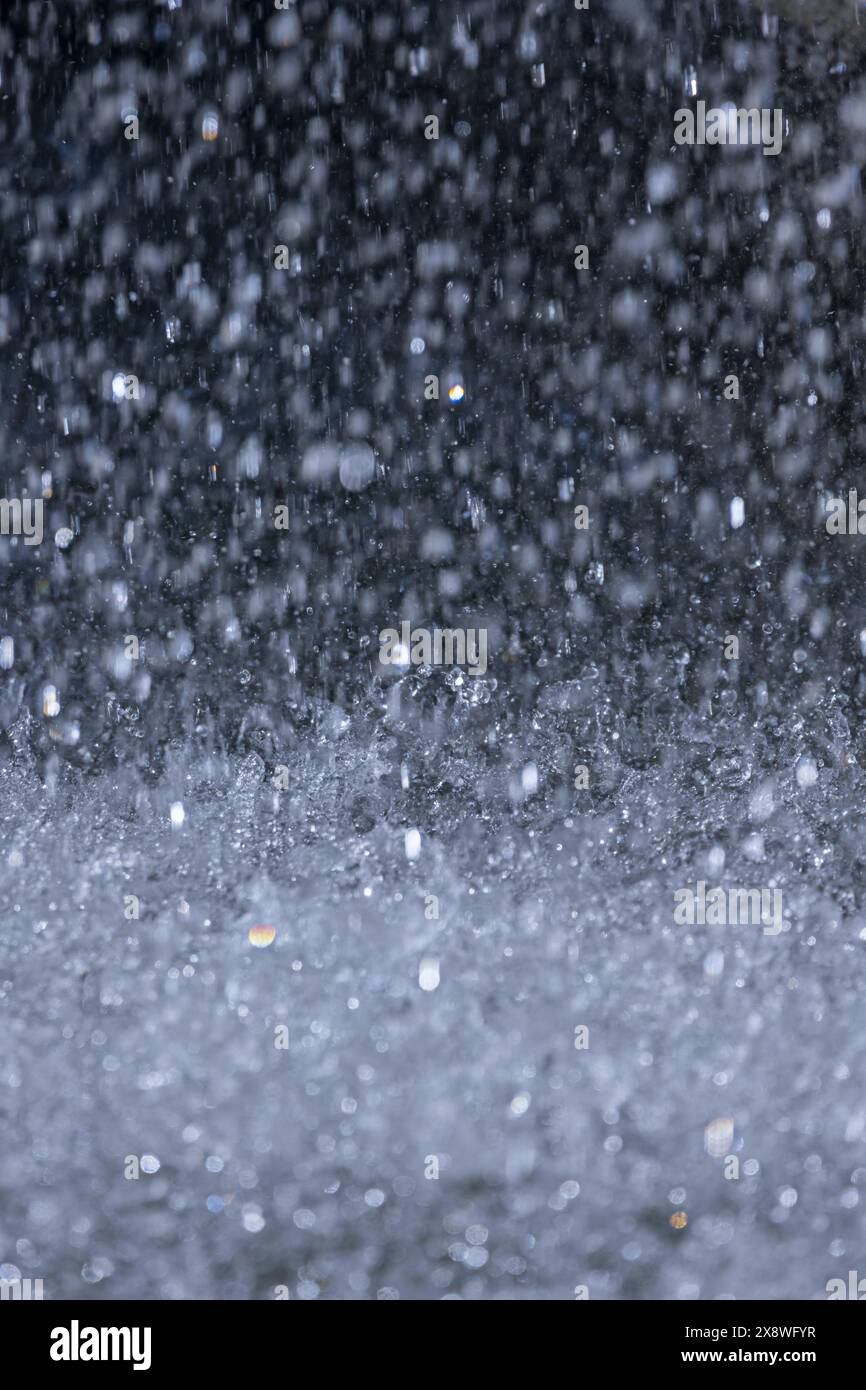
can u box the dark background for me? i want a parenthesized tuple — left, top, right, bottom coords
(3, 0, 866, 765)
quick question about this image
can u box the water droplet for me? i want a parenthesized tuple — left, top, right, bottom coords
(419, 957, 440, 991)
(248, 924, 276, 948)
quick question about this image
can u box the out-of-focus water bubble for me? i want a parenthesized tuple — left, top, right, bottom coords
(338, 443, 376, 491)
(248, 924, 276, 948)
(646, 162, 679, 204)
(48, 719, 80, 747)
(749, 782, 775, 821)
(707, 845, 725, 874)
(796, 757, 818, 788)
(419, 957, 439, 991)
(42, 685, 60, 718)
(704, 1118, 735, 1157)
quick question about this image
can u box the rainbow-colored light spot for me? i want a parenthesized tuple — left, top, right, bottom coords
(248, 924, 276, 948)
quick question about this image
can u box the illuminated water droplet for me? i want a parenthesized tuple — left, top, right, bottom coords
(248, 924, 276, 948)
(796, 757, 818, 788)
(704, 1117, 734, 1157)
(448, 383, 465, 402)
(419, 957, 439, 991)
(49, 720, 80, 747)
(170, 802, 185, 828)
(670, 1211, 688, 1230)
(202, 111, 219, 141)
(42, 686, 60, 718)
